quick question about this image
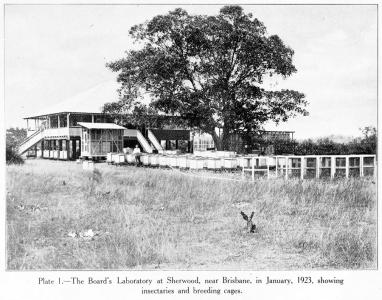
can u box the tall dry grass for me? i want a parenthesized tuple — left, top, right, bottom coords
(6, 160, 376, 270)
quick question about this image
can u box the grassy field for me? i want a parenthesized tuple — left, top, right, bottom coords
(6, 159, 376, 270)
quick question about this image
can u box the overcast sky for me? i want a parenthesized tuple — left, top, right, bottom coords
(4, 4, 377, 139)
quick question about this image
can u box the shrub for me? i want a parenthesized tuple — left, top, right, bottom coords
(269, 126, 376, 155)
(6, 127, 27, 149)
(6, 146, 24, 165)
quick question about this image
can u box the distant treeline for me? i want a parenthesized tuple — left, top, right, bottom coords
(273, 127, 377, 156)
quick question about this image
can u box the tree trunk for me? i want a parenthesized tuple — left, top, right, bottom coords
(211, 128, 231, 151)
(211, 131, 222, 150)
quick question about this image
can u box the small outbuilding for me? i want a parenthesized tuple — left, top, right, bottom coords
(78, 122, 125, 159)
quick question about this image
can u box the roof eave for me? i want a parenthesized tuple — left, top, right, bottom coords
(23, 111, 115, 119)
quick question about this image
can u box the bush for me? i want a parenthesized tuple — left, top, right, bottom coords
(6, 127, 27, 149)
(262, 126, 377, 155)
(6, 146, 24, 165)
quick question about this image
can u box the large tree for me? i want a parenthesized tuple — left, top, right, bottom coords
(106, 6, 308, 150)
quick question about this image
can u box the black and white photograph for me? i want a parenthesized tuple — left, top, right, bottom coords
(3, 1, 378, 278)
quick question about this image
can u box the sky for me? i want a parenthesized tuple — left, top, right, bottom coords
(4, 4, 377, 139)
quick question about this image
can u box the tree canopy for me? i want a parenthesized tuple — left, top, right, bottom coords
(106, 5, 308, 150)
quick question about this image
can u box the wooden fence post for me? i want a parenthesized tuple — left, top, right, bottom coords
(275, 157, 278, 177)
(345, 156, 349, 178)
(242, 158, 245, 178)
(316, 157, 320, 179)
(330, 157, 335, 179)
(251, 157, 255, 181)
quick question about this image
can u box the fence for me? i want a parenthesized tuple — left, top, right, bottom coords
(241, 155, 376, 180)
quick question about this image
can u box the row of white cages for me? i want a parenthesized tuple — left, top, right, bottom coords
(241, 155, 376, 179)
(41, 150, 68, 160)
(107, 152, 243, 170)
(192, 150, 237, 158)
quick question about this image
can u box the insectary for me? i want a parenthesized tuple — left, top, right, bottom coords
(240, 211, 256, 233)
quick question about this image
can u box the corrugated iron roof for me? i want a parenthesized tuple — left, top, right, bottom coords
(77, 122, 126, 130)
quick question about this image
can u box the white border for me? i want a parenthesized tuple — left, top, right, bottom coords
(0, 1, 380, 299)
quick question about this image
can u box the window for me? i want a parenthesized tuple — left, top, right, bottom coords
(50, 116, 58, 128)
(193, 136, 215, 151)
(69, 114, 92, 126)
(59, 114, 67, 127)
